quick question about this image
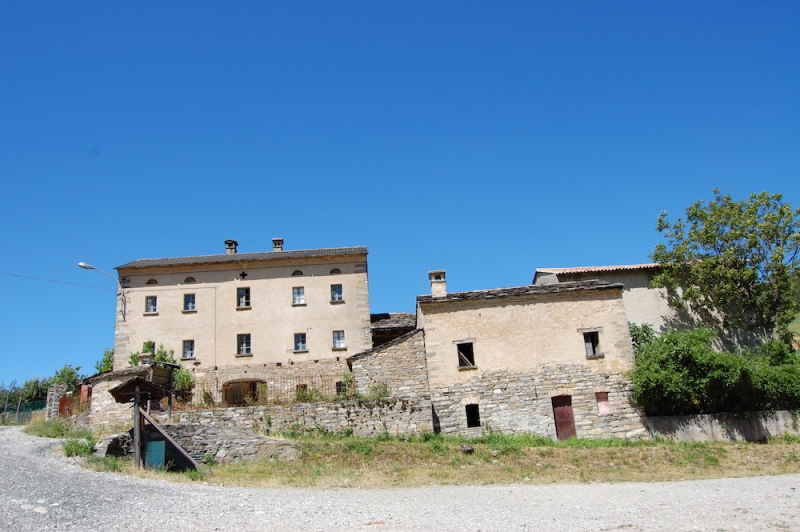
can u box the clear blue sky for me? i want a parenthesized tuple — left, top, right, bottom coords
(1, 2, 798, 385)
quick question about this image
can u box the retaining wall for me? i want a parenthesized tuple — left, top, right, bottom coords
(647, 410, 800, 442)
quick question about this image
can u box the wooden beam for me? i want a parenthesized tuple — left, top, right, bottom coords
(138, 407, 211, 477)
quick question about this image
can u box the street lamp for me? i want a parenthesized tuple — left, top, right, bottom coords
(78, 262, 126, 321)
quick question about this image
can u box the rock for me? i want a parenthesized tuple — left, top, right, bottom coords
(94, 433, 132, 458)
(459, 444, 474, 454)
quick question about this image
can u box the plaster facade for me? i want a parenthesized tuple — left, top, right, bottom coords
(113, 241, 372, 403)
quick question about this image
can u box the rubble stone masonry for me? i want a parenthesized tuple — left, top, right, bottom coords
(349, 330, 430, 400)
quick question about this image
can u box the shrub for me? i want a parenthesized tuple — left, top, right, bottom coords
(63, 437, 95, 457)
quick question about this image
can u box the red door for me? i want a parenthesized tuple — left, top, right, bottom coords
(552, 395, 576, 440)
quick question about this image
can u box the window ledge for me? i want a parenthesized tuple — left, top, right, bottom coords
(292, 303, 307, 307)
(236, 306, 251, 311)
(293, 349, 308, 353)
(332, 347, 347, 351)
(330, 300, 345, 304)
(586, 353, 605, 360)
(143, 312, 159, 316)
(458, 366, 478, 371)
(235, 353, 253, 358)
(182, 309, 197, 314)
(181, 357, 195, 361)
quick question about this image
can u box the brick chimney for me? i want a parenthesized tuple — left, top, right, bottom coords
(272, 238, 284, 252)
(429, 270, 446, 297)
(224, 239, 238, 254)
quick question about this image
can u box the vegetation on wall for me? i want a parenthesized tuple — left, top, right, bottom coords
(651, 189, 800, 346)
(628, 323, 800, 416)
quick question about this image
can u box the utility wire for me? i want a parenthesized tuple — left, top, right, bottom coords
(0, 271, 116, 292)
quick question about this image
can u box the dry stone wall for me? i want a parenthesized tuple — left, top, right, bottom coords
(430, 364, 647, 439)
(155, 397, 432, 438)
(349, 330, 430, 399)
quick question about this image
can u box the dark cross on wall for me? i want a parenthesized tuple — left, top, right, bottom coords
(240, 271, 248, 279)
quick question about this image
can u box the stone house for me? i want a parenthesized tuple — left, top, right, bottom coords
(113, 239, 372, 405)
(351, 270, 647, 439)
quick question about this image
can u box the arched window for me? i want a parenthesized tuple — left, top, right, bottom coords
(329, 268, 341, 275)
(292, 270, 303, 276)
(146, 279, 158, 285)
(184, 277, 196, 283)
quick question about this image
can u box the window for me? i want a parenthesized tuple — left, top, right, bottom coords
(330, 284, 343, 302)
(596, 392, 611, 415)
(182, 340, 195, 359)
(146, 279, 158, 285)
(293, 287, 305, 305)
(237, 287, 250, 308)
(330, 268, 341, 274)
(184, 277, 196, 283)
(145, 296, 157, 314)
(465, 404, 481, 428)
(237, 334, 251, 356)
(583, 331, 602, 359)
(294, 333, 307, 352)
(335, 381, 345, 395)
(292, 270, 303, 276)
(333, 330, 346, 349)
(457, 342, 475, 368)
(183, 294, 196, 311)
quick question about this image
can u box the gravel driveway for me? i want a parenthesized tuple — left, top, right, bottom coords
(1, 425, 798, 531)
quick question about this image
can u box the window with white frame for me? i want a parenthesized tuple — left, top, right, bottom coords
(183, 293, 196, 311)
(182, 340, 195, 359)
(292, 287, 305, 305)
(237, 334, 251, 356)
(294, 333, 307, 352)
(330, 284, 343, 302)
(333, 330, 345, 349)
(237, 287, 250, 308)
(145, 296, 157, 314)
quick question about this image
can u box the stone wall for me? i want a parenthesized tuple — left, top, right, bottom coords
(647, 410, 800, 442)
(349, 330, 430, 399)
(45, 384, 67, 420)
(430, 364, 647, 439)
(155, 397, 432, 438)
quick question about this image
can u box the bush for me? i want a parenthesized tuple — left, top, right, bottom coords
(63, 437, 95, 457)
(629, 325, 800, 415)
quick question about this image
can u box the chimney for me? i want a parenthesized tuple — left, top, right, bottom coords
(272, 238, 284, 252)
(429, 270, 446, 297)
(224, 239, 238, 254)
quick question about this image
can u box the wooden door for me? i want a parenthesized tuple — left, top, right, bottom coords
(552, 395, 576, 440)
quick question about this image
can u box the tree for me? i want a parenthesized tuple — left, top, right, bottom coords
(95, 348, 114, 373)
(651, 190, 800, 346)
(51, 364, 83, 392)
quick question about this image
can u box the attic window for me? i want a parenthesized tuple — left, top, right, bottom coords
(330, 268, 341, 275)
(457, 342, 476, 369)
(292, 270, 303, 276)
(184, 277, 196, 283)
(583, 332, 603, 359)
(146, 279, 158, 285)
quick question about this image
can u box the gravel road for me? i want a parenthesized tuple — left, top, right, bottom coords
(1, 426, 798, 532)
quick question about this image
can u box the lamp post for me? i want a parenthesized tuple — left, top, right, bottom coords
(78, 262, 126, 321)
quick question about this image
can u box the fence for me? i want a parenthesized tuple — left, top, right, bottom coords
(220, 374, 349, 406)
(1, 399, 46, 425)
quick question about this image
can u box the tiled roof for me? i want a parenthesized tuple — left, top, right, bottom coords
(535, 263, 659, 275)
(370, 312, 416, 331)
(117, 246, 368, 270)
(417, 280, 623, 304)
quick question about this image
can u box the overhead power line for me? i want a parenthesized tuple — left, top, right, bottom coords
(0, 272, 116, 292)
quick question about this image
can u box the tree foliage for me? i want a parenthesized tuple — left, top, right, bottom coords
(51, 364, 83, 392)
(95, 348, 114, 374)
(651, 190, 800, 345)
(629, 324, 800, 416)
(128, 340, 195, 399)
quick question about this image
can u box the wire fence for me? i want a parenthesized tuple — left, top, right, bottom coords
(1, 400, 46, 425)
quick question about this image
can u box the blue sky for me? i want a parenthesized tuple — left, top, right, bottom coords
(1, 1, 798, 385)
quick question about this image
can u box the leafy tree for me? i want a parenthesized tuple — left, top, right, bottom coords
(128, 340, 156, 366)
(51, 364, 83, 392)
(18, 377, 50, 402)
(95, 348, 114, 373)
(652, 190, 800, 346)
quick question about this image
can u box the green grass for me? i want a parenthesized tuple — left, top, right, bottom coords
(24, 419, 92, 440)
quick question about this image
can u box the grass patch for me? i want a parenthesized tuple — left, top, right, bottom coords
(25, 418, 93, 440)
(116, 431, 800, 489)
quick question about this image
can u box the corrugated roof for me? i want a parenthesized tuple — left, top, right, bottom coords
(417, 280, 623, 304)
(117, 246, 368, 270)
(536, 263, 659, 275)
